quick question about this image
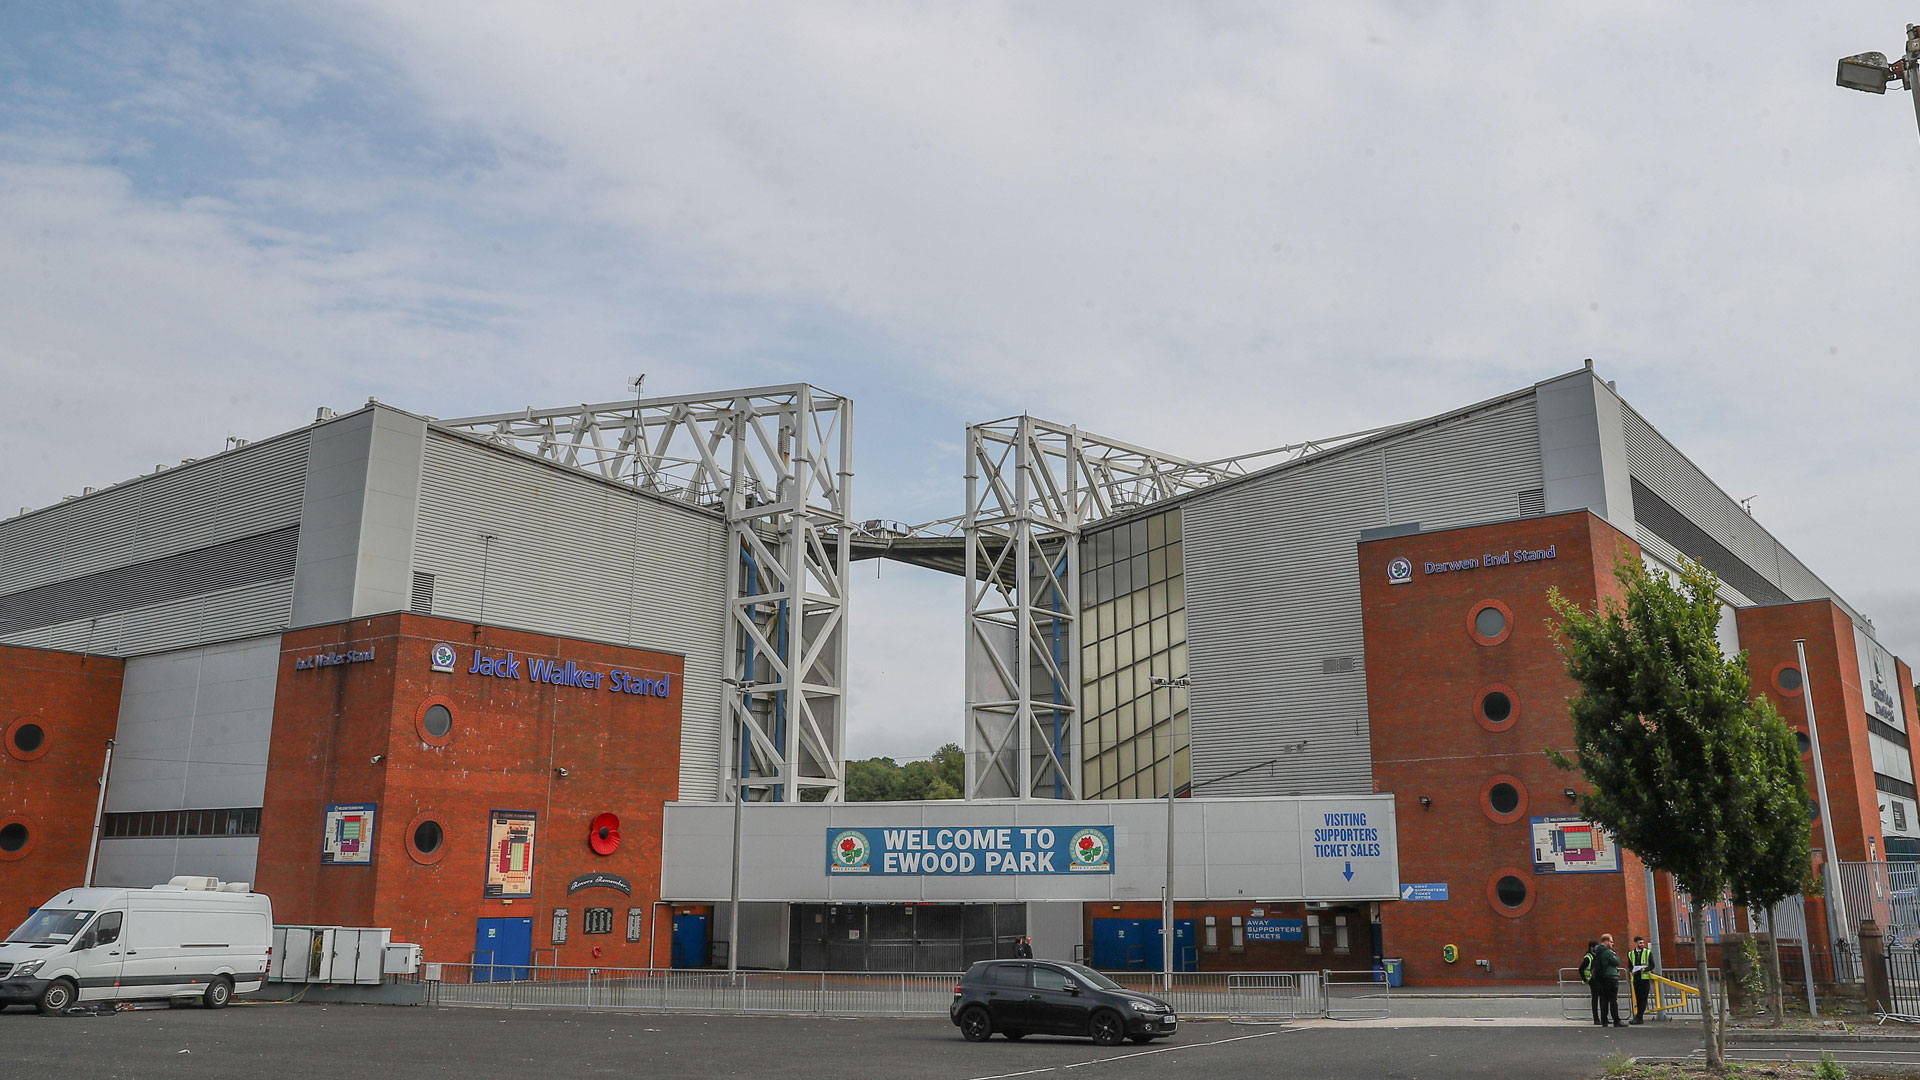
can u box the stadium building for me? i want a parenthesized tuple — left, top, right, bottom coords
(0, 366, 1911, 982)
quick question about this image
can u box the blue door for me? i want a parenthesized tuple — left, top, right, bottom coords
(671, 914, 709, 969)
(1090, 919, 1147, 970)
(473, 917, 533, 982)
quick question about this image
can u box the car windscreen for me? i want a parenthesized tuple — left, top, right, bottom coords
(1062, 963, 1124, 991)
(7, 909, 96, 945)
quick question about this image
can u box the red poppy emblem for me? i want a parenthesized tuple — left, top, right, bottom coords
(1079, 836, 1094, 850)
(841, 838, 856, 851)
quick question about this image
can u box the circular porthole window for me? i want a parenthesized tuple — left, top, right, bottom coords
(1480, 774, 1529, 823)
(5, 718, 49, 761)
(405, 812, 449, 865)
(1794, 731, 1812, 757)
(0, 817, 32, 860)
(415, 698, 456, 747)
(1773, 663, 1804, 698)
(1467, 600, 1514, 646)
(1476, 685, 1519, 732)
(1486, 867, 1535, 917)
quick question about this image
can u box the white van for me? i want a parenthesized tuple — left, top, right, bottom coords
(0, 877, 272, 1015)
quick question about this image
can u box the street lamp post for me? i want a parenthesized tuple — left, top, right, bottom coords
(1149, 675, 1192, 991)
(721, 677, 760, 981)
(1836, 24, 1920, 145)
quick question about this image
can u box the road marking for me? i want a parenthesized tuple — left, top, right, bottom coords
(961, 1029, 1287, 1080)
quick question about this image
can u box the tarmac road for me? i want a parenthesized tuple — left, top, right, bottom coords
(0, 1003, 1709, 1080)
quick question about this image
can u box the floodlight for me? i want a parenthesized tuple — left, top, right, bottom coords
(1838, 51, 1895, 94)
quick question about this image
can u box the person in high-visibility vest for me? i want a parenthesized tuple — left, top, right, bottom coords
(1627, 936, 1656, 1024)
(1579, 941, 1599, 1024)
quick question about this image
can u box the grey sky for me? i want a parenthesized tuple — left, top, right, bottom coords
(2, 3, 1915, 760)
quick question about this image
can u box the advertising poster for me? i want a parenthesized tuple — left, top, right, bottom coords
(1530, 815, 1620, 874)
(321, 803, 375, 865)
(485, 810, 538, 898)
(827, 825, 1113, 876)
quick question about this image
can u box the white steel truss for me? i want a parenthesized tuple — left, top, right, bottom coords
(962, 417, 1395, 800)
(441, 384, 853, 803)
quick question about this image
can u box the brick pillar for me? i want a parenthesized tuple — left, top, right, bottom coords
(1861, 919, 1890, 1014)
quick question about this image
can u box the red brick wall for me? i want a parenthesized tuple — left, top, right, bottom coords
(0, 645, 125, 924)
(1361, 511, 1646, 984)
(256, 615, 684, 967)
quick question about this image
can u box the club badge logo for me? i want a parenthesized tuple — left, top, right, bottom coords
(1386, 556, 1413, 585)
(1068, 828, 1111, 872)
(830, 830, 871, 873)
(430, 643, 457, 673)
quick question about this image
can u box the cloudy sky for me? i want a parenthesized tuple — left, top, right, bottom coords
(3, 3, 1916, 760)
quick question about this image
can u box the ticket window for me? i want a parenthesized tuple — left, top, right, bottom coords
(1306, 915, 1322, 953)
(1203, 916, 1218, 952)
(1230, 916, 1244, 952)
(1333, 915, 1351, 954)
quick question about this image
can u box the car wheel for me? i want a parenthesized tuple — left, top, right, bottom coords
(1089, 1009, 1126, 1046)
(959, 1005, 993, 1042)
(35, 978, 77, 1016)
(203, 976, 233, 1009)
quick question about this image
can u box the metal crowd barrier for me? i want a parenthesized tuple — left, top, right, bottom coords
(1321, 969, 1390, 1020)
(422, 964, 1344, 1019)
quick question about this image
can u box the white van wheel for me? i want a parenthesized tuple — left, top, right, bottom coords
(203, 976, 232, 1009)
(35, 978, 77, 1015)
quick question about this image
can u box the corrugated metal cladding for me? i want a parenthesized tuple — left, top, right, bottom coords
(414, 430, 730, 799)
(1179, 395, 1544, 797)
(1618, 405, 1864, 627)
(0, 432, 310, 655)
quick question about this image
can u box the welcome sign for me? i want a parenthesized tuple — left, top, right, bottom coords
(827, 826, 1114, 876)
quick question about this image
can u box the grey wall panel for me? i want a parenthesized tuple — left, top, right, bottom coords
(1535, 371, 1634, 532)
(0, 431, 309, 596)
(288, 406, 428, 626)
(93, 837, 260, 890)
(1181, 397, 1544, 797)
(1619, 405, 1865, 628)
(0, 577, 296, 657)
(107, 634, 282, 814)
(354, 410, 426, 617)
(414, 431, 729, 800)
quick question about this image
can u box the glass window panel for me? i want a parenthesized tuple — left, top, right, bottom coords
(1115, 630, 1134, 669)
(1151, 617, 1170, 654)
(1093, 528, 1114, 567)
(1170, 641, 1188, 673)
(1167, 575, 1185, 612)
(1170, 608, 1187, 643)
(1148, 547, 1167, 582)
(1173, 743, 1191, 793)
(1098, 675, 1117, 714)
(1096, 638, 1115, 677)
(1110, 524, 1131, 562)
(1154, 757, 1171, 799)
(1116, 700, 1135, 739)
(1148, 652, 1170, 684)
(1128, 591, 1147, 624)
(1148, 514, 1167, 550)
(1112, 559, 1133, 597)
(1099, 712, 1119, 753)
(1092, 565, 1113, 607)
(1166, 541, 1182, 573)
(1129, 519, 1149, 556)
(1132, 625, 1151, 660)
(1082, 641, 1099, 674)
(1128, 554, 1149, 593)
(1149, 582, 1168, 619)
(1118, 775, 1137, 800)
(1119, 741, 1137, 777)
(1166, 512, 1182, 544)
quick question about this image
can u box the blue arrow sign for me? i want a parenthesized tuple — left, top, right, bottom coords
(1342, 861, 1354, 881)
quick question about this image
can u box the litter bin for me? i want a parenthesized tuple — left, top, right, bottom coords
(1381, 957, 1404, 988)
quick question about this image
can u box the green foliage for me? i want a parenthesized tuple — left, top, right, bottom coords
(1548, 557, 1791, 904)
(1814, 1050, 1848, 1080)
(845, 743, 965, 802)
(1599, 1050, 1633, 1076)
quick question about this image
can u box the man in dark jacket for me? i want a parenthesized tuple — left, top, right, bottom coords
(1014, 936, 1034, 958)
(1580, 941, 1599, 1024)
(1592, 934, 1624, 1027)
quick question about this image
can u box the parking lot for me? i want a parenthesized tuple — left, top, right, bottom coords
(0, 1003, 1715, 1080)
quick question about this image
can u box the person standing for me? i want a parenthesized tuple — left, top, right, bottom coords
(1580, 941, 1600, 1024)
(1592, 933, 1624, 1027)
(1626, 936, 1655, 1024)
(1014, 936, 1034, 959)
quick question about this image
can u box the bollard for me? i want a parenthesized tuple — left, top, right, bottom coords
(1861, 920, 1892, 1014)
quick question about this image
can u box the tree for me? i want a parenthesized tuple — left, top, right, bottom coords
(844, 743, 966, 802)
(1727, 718, 1818, 1026)
(1550, 557, 1803, 1069)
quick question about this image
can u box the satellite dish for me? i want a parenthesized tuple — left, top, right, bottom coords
(589, 813, 621, 855)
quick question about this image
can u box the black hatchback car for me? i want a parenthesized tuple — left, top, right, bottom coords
(950, 959, 1177, 1045)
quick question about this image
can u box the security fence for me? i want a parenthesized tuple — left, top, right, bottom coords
(422, 964, 1360, 1020)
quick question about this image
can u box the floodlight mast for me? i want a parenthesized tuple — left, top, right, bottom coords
(1836, 25, 1920, 146)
